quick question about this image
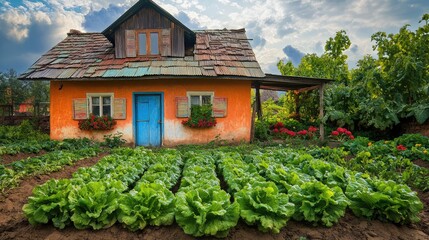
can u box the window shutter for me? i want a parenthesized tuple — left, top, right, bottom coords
(176, 97, 189, 117)
(113, 98, 126, 119)
(213, 97, 227, 117)
(161, 29, 172, 56)
(125, 30, 136, 57)
(73, 98, 88, 120)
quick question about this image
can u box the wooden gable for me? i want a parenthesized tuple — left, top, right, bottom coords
(112, 6, 187, 58)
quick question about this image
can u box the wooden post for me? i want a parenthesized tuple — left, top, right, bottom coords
(319, 83, 325, 141)
(250, 102, 257, 142)
(294, 91, 300, 119)
(255, 84, 262, 120)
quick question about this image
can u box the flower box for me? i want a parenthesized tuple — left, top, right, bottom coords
(78, 114, 117, 131)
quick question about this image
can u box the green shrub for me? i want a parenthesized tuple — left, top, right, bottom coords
(102, 132, 126, 148)
(254, 120, 271, 141)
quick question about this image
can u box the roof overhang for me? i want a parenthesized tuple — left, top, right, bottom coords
(252, 73, 333, 91)
(102, 0, 195, 43)
(21, 74, 334, 91)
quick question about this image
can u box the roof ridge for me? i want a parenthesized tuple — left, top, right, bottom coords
(195, 28, 246, 33)
(67, 30, 103, 36)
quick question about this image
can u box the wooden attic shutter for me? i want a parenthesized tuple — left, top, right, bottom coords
(213, 97, 227, 117)
(125, 30, 137, 58)
(73, 98, 88, 120)
(161, 29, 172, 56)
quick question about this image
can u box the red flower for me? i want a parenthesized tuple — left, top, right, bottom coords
(287, 130, 296, 137)
(349, 135, 355, 140)
(298, 130, 308, 135)
(331, 131, 339, 136)
(396, 144, 407, 151)
(308, 126, 318, 132)
(337, 127, 346, 134)
(345, 131, 352, 136)
(273, 128, 279, 133)
(274, 122, 284, 129)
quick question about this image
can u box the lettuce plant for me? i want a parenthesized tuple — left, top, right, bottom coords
(175, 187, 239, 238)
(68, 181, 126, 230)
(22, 179, 72, 229)
(118, 182, 175, 231)
(346, 176, 423, 224)
(289, 180, 349, 227)
(235, 181, 295, 233)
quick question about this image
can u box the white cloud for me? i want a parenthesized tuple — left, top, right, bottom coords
(0, 0, 428, 73)
(0, 8, 31, 41)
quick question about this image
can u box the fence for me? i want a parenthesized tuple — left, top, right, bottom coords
(0, 102, 50, 133)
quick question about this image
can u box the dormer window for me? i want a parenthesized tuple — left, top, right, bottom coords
(137, 30, 160, 56)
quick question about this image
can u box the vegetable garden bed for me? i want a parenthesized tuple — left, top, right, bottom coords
(0, 135, 428, 240)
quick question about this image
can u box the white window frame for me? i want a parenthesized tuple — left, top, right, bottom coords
(187, 91, 214, 107)
(86, 93, 114, 117)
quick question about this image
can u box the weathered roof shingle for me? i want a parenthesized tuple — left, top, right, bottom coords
(20, 29, 265, 80)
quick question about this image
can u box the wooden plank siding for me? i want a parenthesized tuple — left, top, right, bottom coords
(172, 24, 185, 57)
(114, 6, 185, 58)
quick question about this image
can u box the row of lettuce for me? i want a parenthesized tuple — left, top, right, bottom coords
(0, 139, 101, 192)
(22, 146, 424, 237)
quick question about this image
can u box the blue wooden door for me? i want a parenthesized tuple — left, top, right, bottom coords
(135, 94, 161, 146)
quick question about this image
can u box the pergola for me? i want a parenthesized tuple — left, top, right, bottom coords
(251, 74, 334, 141)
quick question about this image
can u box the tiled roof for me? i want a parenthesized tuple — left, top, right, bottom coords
(20, 29, 265, 80)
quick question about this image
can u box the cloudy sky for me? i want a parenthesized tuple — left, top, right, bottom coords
(0, 0, 427, 75)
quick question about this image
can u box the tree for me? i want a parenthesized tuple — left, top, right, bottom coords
(371, 14, 429, 124)
(0, 69, 50, 114)
(0, 69, 28, 105)
(277, 30, 352, 122)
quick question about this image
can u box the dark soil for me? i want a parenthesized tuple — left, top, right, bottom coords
(1, 151, 47, 165)
(0, 152, 428, 240)
(414, 159, 429, 169)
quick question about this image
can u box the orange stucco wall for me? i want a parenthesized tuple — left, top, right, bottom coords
(50, 79, 251, 146)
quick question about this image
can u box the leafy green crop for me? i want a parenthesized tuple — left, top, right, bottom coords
(68, 181, 126, 230)
(289, 181, 349, 227)
(1, 146, 100, 192)
(346, 175, 423, 224)
(22, 179, 71, 229)
(176, 151, 239, 237)
(235, 181, 295, 233)
(118, 182, 175, 231)
(175, 188, 239, 238)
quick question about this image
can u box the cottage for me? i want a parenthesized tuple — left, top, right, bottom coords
(20, 0, 329, 146)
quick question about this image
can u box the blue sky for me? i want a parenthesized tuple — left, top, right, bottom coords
(0, 0, 428, 74)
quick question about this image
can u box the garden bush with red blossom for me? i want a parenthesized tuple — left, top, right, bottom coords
(271, 122, 318, 139)
(330, 127, 354, 141)
(78, 114, 117, 131)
